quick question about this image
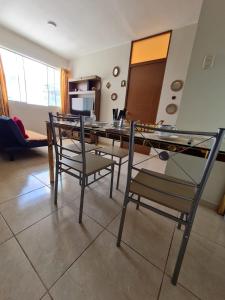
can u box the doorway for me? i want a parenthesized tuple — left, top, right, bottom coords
(125, 31, 172, 123)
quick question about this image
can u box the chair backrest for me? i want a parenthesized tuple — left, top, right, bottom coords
(49, 112, 86, 173)
(0, 115, 27, 148)
(127, 122, 225, 219)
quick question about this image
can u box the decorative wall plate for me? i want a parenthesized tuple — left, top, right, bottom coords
(113, 66, 120, 77)
(111, 93, 118, 101)
(121, 80, 126, 87)
(166, 103, 178, 115)
(170, 80, 184, 92)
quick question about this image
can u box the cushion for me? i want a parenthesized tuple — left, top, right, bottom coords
(12, 116, 29, 139)
(26, 130, 47, 141)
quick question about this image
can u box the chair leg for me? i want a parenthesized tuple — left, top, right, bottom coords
(79, 175, 86, 224)
(136, 195, 141, 210)
(59, 132, 62, 160)
(79, 172, 81, 185)
(117, 196, 129, 247)
(110, 164, 114, 198)
(177, 212, 185, 230)
(54, 162, 59, 205)
(116, 158, 122, 190)
(96, 151, 101, 176)
(171, 223, 191, 285)
(8, 152, 15, 161)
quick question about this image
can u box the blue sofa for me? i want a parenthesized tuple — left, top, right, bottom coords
(0, 115, 48, 160)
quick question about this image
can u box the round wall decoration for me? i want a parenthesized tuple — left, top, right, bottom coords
(111, 93, 118, 101)
(112, 66, 120, 77)
(170, 80, 184, 92)
(121, 80, 126, 87)
(166, 103, 178, 115)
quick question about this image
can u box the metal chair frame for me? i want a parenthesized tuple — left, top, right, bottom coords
(95, 148, 128, 190)
(49, 113, 115, 223)
(117, 121, 225, 285)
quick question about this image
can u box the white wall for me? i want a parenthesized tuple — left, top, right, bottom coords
(70, 25, 197, 125)
(8, 101, 59, 135)
(157, 24, 197, 124)
(0, 25, 68, 134)
(0, 25, 68, 68)
(70, 43, 130, 123)
(166, 0, 225, 206)
(176, 0, 225, 131)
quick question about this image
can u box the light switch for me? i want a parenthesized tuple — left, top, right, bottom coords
(202, 55, 215, 70)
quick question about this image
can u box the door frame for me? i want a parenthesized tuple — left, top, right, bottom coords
(125, 30, 172, 109)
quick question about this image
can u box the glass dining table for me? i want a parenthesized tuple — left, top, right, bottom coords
(46, 120, 225, 215)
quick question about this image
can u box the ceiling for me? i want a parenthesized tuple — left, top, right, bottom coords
(0, 0, 203, 59)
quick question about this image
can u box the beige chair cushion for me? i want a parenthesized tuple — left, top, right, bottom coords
(130, 168, 196, 213)
(98, 146, 128, 158)
(60, 152, 114, 175)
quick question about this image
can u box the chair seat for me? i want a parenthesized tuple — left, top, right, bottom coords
(65, 142, 102, 154)
(60, 152, 115, 175)
(130, 168, 196, 213)
(98, 146, 128, 158)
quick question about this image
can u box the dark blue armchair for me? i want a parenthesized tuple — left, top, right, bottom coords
(0, 116, 48, 160)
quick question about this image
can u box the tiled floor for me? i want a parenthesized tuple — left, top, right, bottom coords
(0, 147, 225, 300)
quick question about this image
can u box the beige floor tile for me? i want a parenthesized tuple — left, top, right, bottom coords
(159, 275, 199, 300)
(108, 204, 175, 270)
(0, 187, 61, 234)
(0, 238, 46, 300)
(65, 185, 123, 227)
(33, 168, 69, 187)
(166, 229, 225, 300)
(193, 205, 225, 247)
(0, 149, 48, 179)
(56, 174, 82, 199)
(32, 169, 52, 186)
(0, 214, 12, 244)
(0, 173, 44, 204)
(17, 206, 103, 288)
(90, 172, 124, 192)
(50, 230, 163, 300)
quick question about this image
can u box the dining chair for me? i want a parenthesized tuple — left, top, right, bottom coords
(56, 112, 101, 155)
(95, 143, 128, 190)
(117, 122, 225, 285)
(49, 113, 115, 223)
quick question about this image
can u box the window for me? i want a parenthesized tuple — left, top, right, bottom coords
(0, 47, 61, 107)
(131, 32, 171, 64)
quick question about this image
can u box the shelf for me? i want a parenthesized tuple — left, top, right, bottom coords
(69, 91, 95, 95)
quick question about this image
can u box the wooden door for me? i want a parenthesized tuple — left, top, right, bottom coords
(126, 59, 166, 123)
(125, 31, 171, 123)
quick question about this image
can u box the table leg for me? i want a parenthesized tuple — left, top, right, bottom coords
(217, 194, 225, 216)
(46, 122, 54, 184)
